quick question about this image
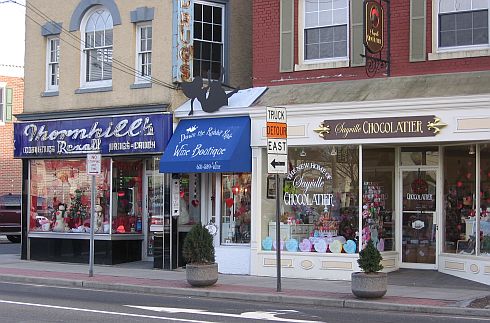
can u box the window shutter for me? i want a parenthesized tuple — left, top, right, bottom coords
(350, 0, 365, 67)
(410, 0, 426, 62)
(280, 0, 294, 72)
(5, 87, 13, 122)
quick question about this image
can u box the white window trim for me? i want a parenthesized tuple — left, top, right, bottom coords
(134, 22, 152, 84)
(430, 1, 490, 61)
(79, 5, 113, 89)
(0, 82, 5, 124)
(45, 36, 59, 92)
(295, 0, 350, 71)
(194, 0, 226, 81)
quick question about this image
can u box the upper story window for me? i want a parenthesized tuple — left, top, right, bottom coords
(193, 1, 224, 80)
(0, 85, 4, 123)
(438, 0, 489, 49)
(82, 6, 113, 87)
(46, 37, 60, 91)
(0, 83, 12, 123)
(136, 24, 152, 83)
(303, 0, 349, 61)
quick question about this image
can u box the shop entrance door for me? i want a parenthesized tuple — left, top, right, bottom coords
(400, 168, 438, 269)
(145, 173, 177, 269)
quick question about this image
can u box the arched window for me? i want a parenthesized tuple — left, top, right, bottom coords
(81, 6, 113, 85)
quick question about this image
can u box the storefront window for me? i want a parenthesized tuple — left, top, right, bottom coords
(479, 144, 490, 256)
(221, 173, 251, 244)
(29, 159, 111, 233)
(112, 159, 143, 234)
(443, 146, 477, 254)
(261, 146, 359, 253)
(178, 174, 201, 226)
(362, 148, 395, 252)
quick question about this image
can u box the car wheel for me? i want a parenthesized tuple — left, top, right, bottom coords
(6, 235, 20, 243)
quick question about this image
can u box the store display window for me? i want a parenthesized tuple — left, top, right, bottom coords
(443, 146, 477, 254)
(362, 148, 395, 252)
(480, 144, 490, 256)
(446, 144, 490, 256)
(221, 173, 251, 244)
(29, 159, 111, 233)
(112, 159, 144, 234)
(178, 174, 201, 226)
(261, 146, 359, 253)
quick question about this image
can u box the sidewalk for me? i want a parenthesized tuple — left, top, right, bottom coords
(0, 253, 488, 317)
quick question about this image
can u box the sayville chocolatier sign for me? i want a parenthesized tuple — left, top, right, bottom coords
(314, 116, 447, 140)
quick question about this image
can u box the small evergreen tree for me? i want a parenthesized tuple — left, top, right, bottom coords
(358, 239, 383, 273)
(183, 223, 215, 264)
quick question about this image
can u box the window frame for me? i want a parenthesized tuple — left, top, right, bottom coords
(0, 82, 5, 124)
(79, 5, 113, 89)
(135, 22, 152, 84)
(193, 0, 226, 81)
(297, 0, 350, 70)
(46, 36, 60, 92)
(435, 0, 490, 53)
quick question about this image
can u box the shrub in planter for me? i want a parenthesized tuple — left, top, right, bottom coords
(351, 239, 387, 298)
(182, 223, 218, 287)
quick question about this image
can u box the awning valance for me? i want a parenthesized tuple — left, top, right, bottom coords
(159, 116, 251, 173)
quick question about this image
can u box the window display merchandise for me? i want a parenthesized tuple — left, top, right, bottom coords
(261, 146, 359, 253)
(29, 158, 146, 235)
(221, 173, 251, 244)
(444, 145, 490, 256)
(29, 159, 111, 234)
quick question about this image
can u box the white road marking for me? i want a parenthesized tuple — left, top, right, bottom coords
(126, 306, 324, 323)
(0, 299, 211, 322)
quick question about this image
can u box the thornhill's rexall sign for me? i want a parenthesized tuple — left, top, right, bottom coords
(14, 114, 172, 158)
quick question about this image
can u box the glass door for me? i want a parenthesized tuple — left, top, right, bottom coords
(401, 168, 437, 268)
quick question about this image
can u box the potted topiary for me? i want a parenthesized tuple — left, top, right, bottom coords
(182, 223, 218, 287)
(351, 239, 387, 298)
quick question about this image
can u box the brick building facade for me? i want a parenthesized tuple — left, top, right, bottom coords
(249, 0, 490, 285)
(0, 75, 23, 196)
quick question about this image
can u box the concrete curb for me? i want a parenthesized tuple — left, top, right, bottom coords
(0, 274, 488, 318)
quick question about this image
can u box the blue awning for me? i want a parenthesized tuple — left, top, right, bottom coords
(159, 116, 251, 173)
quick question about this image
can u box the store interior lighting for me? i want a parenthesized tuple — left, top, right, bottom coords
(469, 145, 475, 155)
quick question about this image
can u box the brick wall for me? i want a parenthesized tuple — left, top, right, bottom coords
(0, 75, 23, 196)
(253, 0, 490, 87)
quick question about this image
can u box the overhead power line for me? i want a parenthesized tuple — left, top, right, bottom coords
(8, 0, 179, 90)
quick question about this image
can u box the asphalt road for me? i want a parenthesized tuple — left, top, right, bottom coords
(0, 280, 488, 323)
(0, 239, 488, 322)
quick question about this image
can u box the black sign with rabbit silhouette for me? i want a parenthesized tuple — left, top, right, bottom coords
(181, 68, 239, 115)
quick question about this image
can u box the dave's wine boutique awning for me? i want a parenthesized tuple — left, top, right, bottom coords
(159, 116, 251, 173)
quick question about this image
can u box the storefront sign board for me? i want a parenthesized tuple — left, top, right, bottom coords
(86, 153, 101, 175)
(14, 114, 173, 158)
(364, 0, 384, 54)
(159, 116, 251, 173)
(172, 0, 193, 82)
(314, 115, 446, 140)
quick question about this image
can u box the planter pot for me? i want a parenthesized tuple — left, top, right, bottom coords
(351, 272, 387, 299)
(186, 263, 219, 287)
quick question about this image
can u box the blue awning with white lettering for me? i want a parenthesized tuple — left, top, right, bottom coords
(159, 116, 251, 173)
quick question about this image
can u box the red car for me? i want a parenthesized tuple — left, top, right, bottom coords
(0, 194, 21, 243)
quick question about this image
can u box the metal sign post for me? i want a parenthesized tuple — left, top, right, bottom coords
(266, 106, 287, 292)
(87, 153, 101, 277)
